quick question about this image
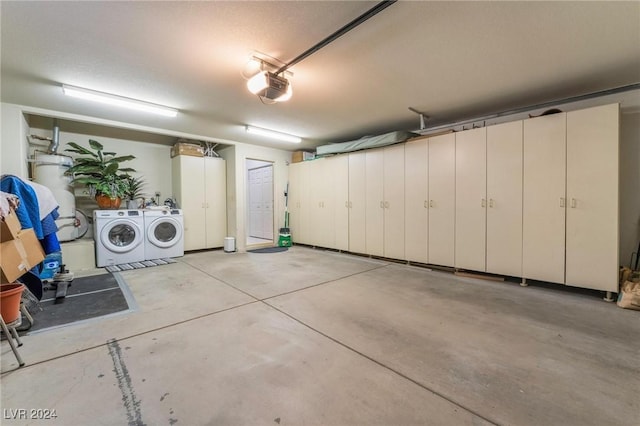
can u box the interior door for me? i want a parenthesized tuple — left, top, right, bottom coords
(248, 167, 263, 238)
(404, 138, 428, 264)
(565, 104, 619, 291)
(428, 133, 456, 267)
(523, 113, 566, 284)
(455, 127, 487, 272)
(261, 165, 274, 240)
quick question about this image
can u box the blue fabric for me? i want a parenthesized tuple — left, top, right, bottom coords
(0, 175, 43, 238)
(41, 209, 59, 236)
(40, 233, 61, 254)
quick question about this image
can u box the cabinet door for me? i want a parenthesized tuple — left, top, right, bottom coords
(455, 127, 487, 272)
(365, 149, 384, 256)
(204, 157, 226, 248)
(173, 156, 206, 251)
(316, 158, 335, 248)
(383, 144, 405, 259)
(428, 134, 456, 267)
(332, 155, 350, 251)
(348, 153, 367, 254)
(297, 162, 313, 245)
(288, 163, 302, 243)
(486, 121, 523, 277)
(566, 104, 619, 291)
(523, 113, 566, 284)
(404, 139, 428, 263)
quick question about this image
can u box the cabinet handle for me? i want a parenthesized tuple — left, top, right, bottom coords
(560, 197, 565, 208)
(481, 198, 486, 208)
(489, 199, 494, 208)
(345, 201, 349, 208)
(385, 201, 390, 208)
(201, 202, 206, 208)
(424, 200, 428, 209)
(380, 201, 384, 209)
(429, 200, 434, 208)
(571, 198, 577, 208)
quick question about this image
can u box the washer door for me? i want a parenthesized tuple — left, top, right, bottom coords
(100, 219, 143, 253)
(147, 217, 182, 248)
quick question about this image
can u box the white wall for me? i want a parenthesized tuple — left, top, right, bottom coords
(620, 111, 640, 268)
(219, 144, 292, 252)
(1, 103, 30, 178)
(28, 126, 172, 216)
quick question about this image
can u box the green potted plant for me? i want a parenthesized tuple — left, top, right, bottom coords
(123, 175, 146, 209)
(64, 139, 136, 209)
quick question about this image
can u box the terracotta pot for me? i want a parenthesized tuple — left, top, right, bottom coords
(0, 283, 25, 323)
(96, 194, 122, 209)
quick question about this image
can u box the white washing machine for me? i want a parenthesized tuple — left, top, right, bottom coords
(143, 208, 184, 260)
(93, 209, 146, 267)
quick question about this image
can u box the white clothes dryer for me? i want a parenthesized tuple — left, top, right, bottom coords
(143, 209, 184, 260)
(93, 209, 145, 267)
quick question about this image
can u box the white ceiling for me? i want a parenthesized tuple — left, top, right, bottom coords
(2, 1, 639, 151)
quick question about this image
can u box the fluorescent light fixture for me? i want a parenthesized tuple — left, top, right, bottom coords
(62, 84, 178, 117)
(246, 125, 301, 143)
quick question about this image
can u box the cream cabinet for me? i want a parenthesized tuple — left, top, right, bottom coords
(523, 113, 567, 284)
(172, 155, 226, 250)
(428, 133, 456, 267)
(486, 120, 523, 277)
(365, 149, 384, 256)
(332, 155, 350, 251)
(365, 145, 405, 258)
(291, 157, 348, 250)
(404, 138, 429, 264)
(565, 104, 619, 292)
(348, 153, 367, 254)
(523, 103, 619, 292)
(455, 127, 487, 271)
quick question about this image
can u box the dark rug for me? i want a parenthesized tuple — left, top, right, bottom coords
(27, 273, 129, 333)
(248, 246, 289, 254)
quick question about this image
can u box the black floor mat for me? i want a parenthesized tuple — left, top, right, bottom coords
(248, 246, 289, 253)
(27, 273, 129, 333)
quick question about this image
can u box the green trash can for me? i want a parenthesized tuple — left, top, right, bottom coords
(278, 228, 292, 247)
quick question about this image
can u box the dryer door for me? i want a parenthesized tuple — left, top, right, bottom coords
(100, 219, 144, 253)
(148, 217, 183, 248)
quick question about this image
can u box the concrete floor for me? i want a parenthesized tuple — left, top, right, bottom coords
(1, 246, 638, 426)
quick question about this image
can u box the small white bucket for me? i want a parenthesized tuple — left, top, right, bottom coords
(224, 237, 236, 252)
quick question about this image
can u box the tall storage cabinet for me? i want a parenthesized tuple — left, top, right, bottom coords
(428, 133, 456, 267)
(365, 149, 385, 256)
(404, 138, 429, 264)
(523, 113, 567, 284)
(565, 104, 619, 292)
(172, 155, 226, 251)
(348, 153, 367, 254)
(455, 127, 487, 272)
(332, 155, 350, 251)
(486, 120, 523, 277)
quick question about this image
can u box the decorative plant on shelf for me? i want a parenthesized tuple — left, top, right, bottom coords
(64, 139, 136, 209)
(123, 175, 146, 209)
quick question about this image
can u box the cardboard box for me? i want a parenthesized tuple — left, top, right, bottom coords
(0, 239, 29, 283)
(291, 151, 315, 163)
(1, 208, 21, 242)
(170, 142, 204, 158)
(17, 228, 45, 268)
(0, 228, 45, 283)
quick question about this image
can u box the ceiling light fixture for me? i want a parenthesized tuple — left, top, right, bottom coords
(246, 125, 301, 143)
(246, 61, 292, 102)
(62, 84, 178, 117)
